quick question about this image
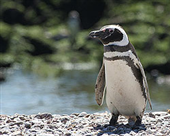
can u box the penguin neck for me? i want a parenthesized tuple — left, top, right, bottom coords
(104, 42, 131, 53)
(103, 42, 139, 60)
(104, 42, 138, 58)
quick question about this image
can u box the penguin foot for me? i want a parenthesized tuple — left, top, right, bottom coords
(128, 117, 136, 127)
(134, 116, 142, 126)
(109, 113, 118, 126)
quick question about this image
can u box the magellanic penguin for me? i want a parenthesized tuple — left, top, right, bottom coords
(89, 25, 152, 126)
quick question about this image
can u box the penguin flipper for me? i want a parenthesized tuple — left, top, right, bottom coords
(137, 61, 152, 110)
(95, 61, 105, 106)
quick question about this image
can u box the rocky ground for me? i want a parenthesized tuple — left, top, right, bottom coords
(0, 111, 170, 136)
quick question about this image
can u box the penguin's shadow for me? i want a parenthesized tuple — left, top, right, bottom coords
(94, 123, 146, 136)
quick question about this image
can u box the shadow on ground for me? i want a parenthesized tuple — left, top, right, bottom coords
(94, 123, 146, 135)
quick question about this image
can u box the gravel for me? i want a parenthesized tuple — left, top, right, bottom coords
(0, 111, 170, 136)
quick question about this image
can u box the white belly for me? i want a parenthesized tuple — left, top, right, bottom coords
(105, 60, 146, 116)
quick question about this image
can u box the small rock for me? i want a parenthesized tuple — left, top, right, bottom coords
(61, 117, 69, 124)
(149, 118, 156, 122)
(37, 134, 54, 136)
(65, 133, 71, 136)
(71, 113, 79, 116)
(157, 119, 162, 123)
(164, 115, 170, 119)
(19, 116, 25, 120)
(25, 123, 31, 129)
(123, 134, 131, 136)
(155, 132, 163, 136)
(101, 134, 109, 136)
(78, 112, 87, 117)
(35, 113, 53, 119)
(149, 112, 155, 118)
(12, 130, 22, 135)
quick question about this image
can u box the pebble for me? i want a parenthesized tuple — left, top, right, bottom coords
(0, 111, 169, 136)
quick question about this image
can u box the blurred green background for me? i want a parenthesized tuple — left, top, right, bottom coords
(0, 0, 170, 76)
(0, 0, 170, 115)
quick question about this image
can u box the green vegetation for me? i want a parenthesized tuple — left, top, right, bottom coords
(0, 0, 170, 76)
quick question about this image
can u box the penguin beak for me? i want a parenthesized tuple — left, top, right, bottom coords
(89, 29, 111, 39)
(89, 30, 103, 39)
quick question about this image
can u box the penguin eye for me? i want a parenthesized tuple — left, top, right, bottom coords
(109, 29, 113, 33)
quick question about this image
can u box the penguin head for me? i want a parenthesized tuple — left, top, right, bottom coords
(89, 25, 129, 46)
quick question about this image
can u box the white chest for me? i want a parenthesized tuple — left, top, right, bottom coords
(104, 59, 146, 116)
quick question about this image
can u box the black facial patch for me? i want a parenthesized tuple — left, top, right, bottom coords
(94, 29, 112, 39)
(101, 28, 123, 44)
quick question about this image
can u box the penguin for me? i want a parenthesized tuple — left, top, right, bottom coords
(89, 25, 152, 126)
